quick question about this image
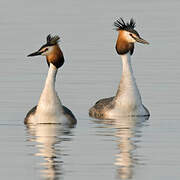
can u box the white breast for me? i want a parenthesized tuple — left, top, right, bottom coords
(28, 63, 68, 124)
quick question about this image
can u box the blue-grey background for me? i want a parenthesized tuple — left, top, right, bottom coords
(0, 0, 179, 179)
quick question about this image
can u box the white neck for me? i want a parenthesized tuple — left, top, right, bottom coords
(121, 53, 134, 77)
(36, 63, 64, 119)
(44, 63, 57, 91)
(115, 52, 142, 106)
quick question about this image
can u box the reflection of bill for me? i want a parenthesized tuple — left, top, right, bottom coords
(94, 116, 149, 179)
(26, 124, 74, 180)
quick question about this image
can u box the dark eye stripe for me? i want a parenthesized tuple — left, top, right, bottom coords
(130, 34, 134, 38)
(130, 34, 138, 40)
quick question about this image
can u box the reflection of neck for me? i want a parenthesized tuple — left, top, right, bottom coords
(115, 127, 133, 179)
(32, 124, 62, 180)
(114, 117, 136, 179)
(115, 52, 142, 105)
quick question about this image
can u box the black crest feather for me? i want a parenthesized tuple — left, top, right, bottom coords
(46, 34, 60, 46)
(114, 18, 136, 31)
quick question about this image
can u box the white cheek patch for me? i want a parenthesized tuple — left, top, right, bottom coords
(48, 46, 54, 53)
(124, 31, 136, 43)
(42, 46, 54, 56)
(40, 46, 53, 56)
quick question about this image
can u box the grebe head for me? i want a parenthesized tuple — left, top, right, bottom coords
(27, 34, 64, 69)
(114, 18, 149, 55)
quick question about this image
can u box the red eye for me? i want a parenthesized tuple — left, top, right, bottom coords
(130, 34, 133, 37)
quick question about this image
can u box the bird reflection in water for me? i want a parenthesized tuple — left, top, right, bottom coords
(25, 124, 75, 180)
(94, 116, 149, 179)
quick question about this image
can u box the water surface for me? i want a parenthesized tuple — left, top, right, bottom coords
(0, 0, 180, 179)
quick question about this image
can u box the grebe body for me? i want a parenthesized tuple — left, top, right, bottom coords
(25, 35, 77, 125)
(89, 18, 150, 119)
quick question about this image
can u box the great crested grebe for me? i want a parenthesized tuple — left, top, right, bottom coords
(24, 34, 77, 125)
(89, 18, 150, 119)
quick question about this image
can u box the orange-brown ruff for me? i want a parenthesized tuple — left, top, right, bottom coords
(25, 34, 77, 125)
(116, 31, 134, 55)
(46, 45, 64, 68)
(89, 18, 150, 119)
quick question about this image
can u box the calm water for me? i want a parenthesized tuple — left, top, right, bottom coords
(0, 0, 180, 179)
